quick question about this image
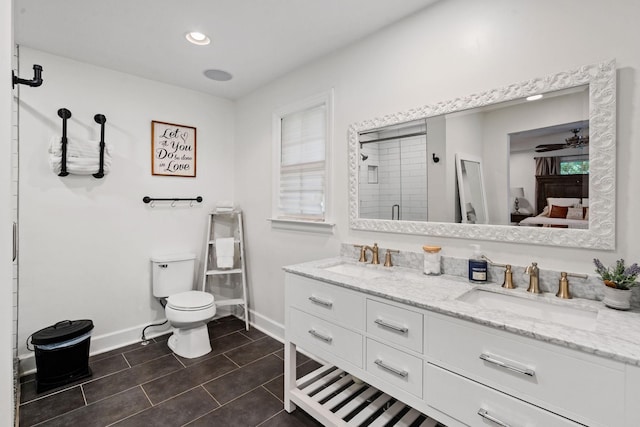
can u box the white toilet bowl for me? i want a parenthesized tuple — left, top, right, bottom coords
(165, 290, 216, 359)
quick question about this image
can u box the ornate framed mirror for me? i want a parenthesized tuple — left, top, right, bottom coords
(348, 60, 616, 249)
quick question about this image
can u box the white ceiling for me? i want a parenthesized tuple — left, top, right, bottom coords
(15, 0, 439, 100)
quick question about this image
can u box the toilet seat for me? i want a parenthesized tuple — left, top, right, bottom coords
(167, 291, 215, 311)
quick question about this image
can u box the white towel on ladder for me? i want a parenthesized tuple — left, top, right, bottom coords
(216, 238, 235, 269)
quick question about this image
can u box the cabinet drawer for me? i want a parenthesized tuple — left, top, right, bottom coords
(289, 308, 363, 368)
(286, 274, 364, 329)
(425, 364, 581, 427)
(367, 299, 423, 353)
(427, 314, 624, 427)
(366, 338, 422, 398)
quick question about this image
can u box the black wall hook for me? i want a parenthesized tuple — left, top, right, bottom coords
(432, 153, 440, 163)
(13, 64, 43, 89)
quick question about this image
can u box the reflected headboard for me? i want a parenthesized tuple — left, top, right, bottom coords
(535, 174, 589, 214)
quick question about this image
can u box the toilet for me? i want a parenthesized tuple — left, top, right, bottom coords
(151, 254, 216, 358)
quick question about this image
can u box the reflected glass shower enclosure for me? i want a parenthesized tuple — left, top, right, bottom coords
(358, 121, 428, 221)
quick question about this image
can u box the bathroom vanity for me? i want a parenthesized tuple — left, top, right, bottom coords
(283, 258, 640, 427)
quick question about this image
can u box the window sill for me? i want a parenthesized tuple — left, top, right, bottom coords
(267, 218, 335, 234)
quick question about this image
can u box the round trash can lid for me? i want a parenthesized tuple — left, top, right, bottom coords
(31, 320, 94, 345)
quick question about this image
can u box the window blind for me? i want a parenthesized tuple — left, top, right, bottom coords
(279, 104, 326, 220)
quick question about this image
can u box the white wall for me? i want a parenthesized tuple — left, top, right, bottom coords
(17, 47, 235, 367)
(1, 0, 16, 423)
(509, 151, 536, 215)
(426, 116, 448, 222)
(234, 0, 640, 329)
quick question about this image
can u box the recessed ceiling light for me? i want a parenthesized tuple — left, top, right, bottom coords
(204, 69, 233, 81)
(526, 94, 543, 101)
(185, 31, 210, 46)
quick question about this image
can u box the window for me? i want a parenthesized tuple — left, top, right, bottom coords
(272, 90, 333, 225)
(560, 155, 589, 175)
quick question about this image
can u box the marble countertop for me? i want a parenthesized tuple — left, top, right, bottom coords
(283, 257, 640, 366)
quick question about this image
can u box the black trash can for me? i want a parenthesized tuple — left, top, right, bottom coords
(30, 319, 94, 393)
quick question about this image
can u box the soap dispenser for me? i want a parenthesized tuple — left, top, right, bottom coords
(468, 244, 488, 283)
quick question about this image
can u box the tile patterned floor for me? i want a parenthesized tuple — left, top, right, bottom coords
(18, 316, 323, 427)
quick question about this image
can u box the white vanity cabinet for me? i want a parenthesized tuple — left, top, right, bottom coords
(284, 271, 638, 426)
(426, 313, 625, 427)
(284, 273, 440, 425)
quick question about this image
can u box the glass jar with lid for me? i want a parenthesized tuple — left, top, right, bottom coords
(423, 245, 441, 275)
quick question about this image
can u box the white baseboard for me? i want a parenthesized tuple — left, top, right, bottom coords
(18, 319, 172, 376)
(18, 311, 285, 377)
(247, 308, 284, 341)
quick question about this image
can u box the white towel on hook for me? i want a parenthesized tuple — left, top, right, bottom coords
(48, 136, 113, 175)
(216, 238, 235, 269)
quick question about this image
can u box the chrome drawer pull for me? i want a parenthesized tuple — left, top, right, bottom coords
(374, 318, 408, 334)
(308, 295, 333, 308)
(374, 359, 408, 378)
(479, 353, 535, 377)
(477, 409, 511, 427)
(308, 329, 333, 343)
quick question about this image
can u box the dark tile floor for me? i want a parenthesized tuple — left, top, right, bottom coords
(19, 316, 323, 427)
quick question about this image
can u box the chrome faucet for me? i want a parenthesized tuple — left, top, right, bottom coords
(524, 262, 540, 294)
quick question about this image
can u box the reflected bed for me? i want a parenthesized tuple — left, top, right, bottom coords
(519, 174, 589, 228)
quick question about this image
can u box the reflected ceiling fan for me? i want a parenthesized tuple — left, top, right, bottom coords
(535, 128, 589, 152)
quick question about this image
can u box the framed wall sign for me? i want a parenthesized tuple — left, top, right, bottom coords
(151, 120, 197, 177)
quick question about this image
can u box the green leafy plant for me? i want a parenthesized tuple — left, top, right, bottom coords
(593, 259, 640, 290)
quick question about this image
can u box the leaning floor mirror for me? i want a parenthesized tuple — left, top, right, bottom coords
(348, 60, 616, 249)
(456, 154, 488, 225)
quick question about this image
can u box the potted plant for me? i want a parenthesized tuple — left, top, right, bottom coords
(593, 258, 640, 310)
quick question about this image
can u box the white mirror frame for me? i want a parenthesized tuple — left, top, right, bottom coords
(348, 60, 616, 249)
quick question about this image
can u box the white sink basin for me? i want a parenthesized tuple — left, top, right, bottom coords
(457, 288, 598, 331)
(323, 263, 384, 280)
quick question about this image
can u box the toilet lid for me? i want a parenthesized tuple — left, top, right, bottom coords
(167, 291, 215, 311)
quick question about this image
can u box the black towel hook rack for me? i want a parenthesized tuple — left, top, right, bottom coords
(93, 114, 107, 179)
(143, 196, 203, 208)
(57, 108, 72, 177)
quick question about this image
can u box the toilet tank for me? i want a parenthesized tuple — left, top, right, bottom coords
(151, 254, 196, 298)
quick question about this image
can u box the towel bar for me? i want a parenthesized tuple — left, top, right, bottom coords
(143, 196, 203, 207)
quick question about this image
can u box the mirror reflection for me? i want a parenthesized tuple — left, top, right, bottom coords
(356, 85, 589, 228)
(456, 154, 488, 224)
(358, 119, 429, 221)
(509, 120, 589, 229)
